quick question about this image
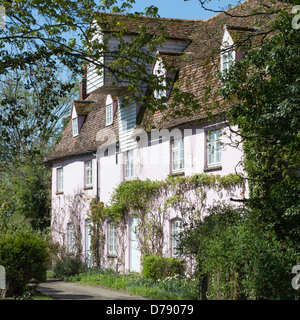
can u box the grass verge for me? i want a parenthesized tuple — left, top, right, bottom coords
(60, 269, 198, 300)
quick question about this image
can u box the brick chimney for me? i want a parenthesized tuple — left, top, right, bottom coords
(80, 66, 88, 100)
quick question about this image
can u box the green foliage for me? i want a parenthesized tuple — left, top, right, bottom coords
(180, 204, 299, 300)
(87, 199, 106, 268)
(219, 8, 300, 243)
(101, 174, 242, 265)
(142, 255, 185, 281)
(65, 268, 197, 300)
(53, 256, 84, 280)
(0, 232, 50, 296)
(107, 179, 162, 219)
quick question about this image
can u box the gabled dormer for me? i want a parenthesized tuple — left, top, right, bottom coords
(86, 13, 197, 96)
(221, 25, 259, 72)
(71, 100, 95, 137)
(221, 26, 235, 72)
(151, 50, 181, 101)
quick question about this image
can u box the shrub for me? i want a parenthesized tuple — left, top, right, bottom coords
(0, 232, 50, 296)
(53, 256, 84, 279)
(142, 255, 185, 281)
(180, 204, 299, 300)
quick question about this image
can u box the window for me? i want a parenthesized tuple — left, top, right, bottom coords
(72, 117, 78, 137)
(108, 222, 117, 255)
(57, 167, 63, 192)
(171, 219, 182, 257)
(154, 76, 166, 100)
(68, 223, 75, 253)
(221, 50, 234, 71)
(106, 103, 113, 126)
(125, 150, 134, 180)
(85, 160, 92, 187)
(171, 138, 184, 173)
(207, 129, 222, 166)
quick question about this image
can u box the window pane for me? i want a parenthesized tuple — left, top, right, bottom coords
(72, 118, 78, 136)
(172, 219, 182, 257)
(57, 168, 63, 191)
(85, 161, 92, 186)
(125, 150, 134, 179)
(68, 224, 75, 253)
(207, 130, 221, 166)
(222, 51, 234, 71)
(109, 223, 117, 254)
(172, 138, 184, 172)
(106, 103, 113, 125)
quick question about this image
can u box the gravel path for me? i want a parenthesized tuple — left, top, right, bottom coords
(38, 279, 149, 300)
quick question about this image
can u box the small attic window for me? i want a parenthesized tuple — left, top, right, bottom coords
(153, 57, 167, 101)
(106, 95, 114, 126)
(106, 103, 113, 126)
(221, 49, 234, 71)
(154, 76, 166, 100)
(221, 27, 235, 72)
(72, 117, 78, 137)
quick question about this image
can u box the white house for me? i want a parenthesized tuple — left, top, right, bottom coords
(46, 1, 274, 273)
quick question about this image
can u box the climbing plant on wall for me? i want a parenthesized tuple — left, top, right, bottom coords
(87, 173, 244, 271)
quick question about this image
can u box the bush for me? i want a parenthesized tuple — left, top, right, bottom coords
(180, 204, 299, 300)
(0, 232, 50, 296)
(142, 255, 185, 281)
(53, 256, 84, 279)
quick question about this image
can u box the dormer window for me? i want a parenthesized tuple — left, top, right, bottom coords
(72, 117, 78, 137)
(106, 95, 114, 126)
(153, 56, 167, 101)
(106, 103, 113, 125)
(221, 26, 235, 72)
(221, 49, 234, 71)
(154, 76, 166, 100)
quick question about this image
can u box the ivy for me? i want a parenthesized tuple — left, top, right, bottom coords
(87, 173, 243, 270)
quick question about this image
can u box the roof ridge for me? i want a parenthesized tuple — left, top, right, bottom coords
(95, 11, 203, 22)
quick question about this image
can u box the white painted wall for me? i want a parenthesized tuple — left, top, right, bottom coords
(51, 112, 245, 272)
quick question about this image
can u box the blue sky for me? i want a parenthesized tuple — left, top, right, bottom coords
(126, 0, 241, 20)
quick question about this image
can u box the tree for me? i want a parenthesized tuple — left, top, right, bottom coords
(0, 0, 164, 158)
(0, 66, 77, 230)
(218, 6, 300, 243)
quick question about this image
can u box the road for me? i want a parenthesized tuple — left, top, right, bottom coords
(38, 279, 149, 300)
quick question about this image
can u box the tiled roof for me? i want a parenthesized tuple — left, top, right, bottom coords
(46, 94, 119, 162)
(73, 100, 96, 115)
(48, 0, 285, 162)
(141, 0, 282, 130)
(96, 12, 203, 40)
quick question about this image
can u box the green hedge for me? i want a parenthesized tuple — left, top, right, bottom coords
(53, 256, 84, 280)
(142, 255, 185, 281)
(0, 232, 49, 296)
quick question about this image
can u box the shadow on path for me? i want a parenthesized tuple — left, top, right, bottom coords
(38, 279, 148, 300)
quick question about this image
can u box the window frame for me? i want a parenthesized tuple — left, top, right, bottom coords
(85, 160, 93, 188)
(68, 223, 75, 254)
(106, 102, 113, 126)
(221, 49, 234, 72)
(108, 221, 117, 255)
(207, 129, 222, 167)
(154, 76, 166, 100)
(57, 167, 63, 192)
(72, 117, 78, 137)
(171, 219, 182, 258)
(125, 149, 134, 180)
(171, 137, 184, 173)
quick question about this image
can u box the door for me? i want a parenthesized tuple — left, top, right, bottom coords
(129, 217, 141, 272)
